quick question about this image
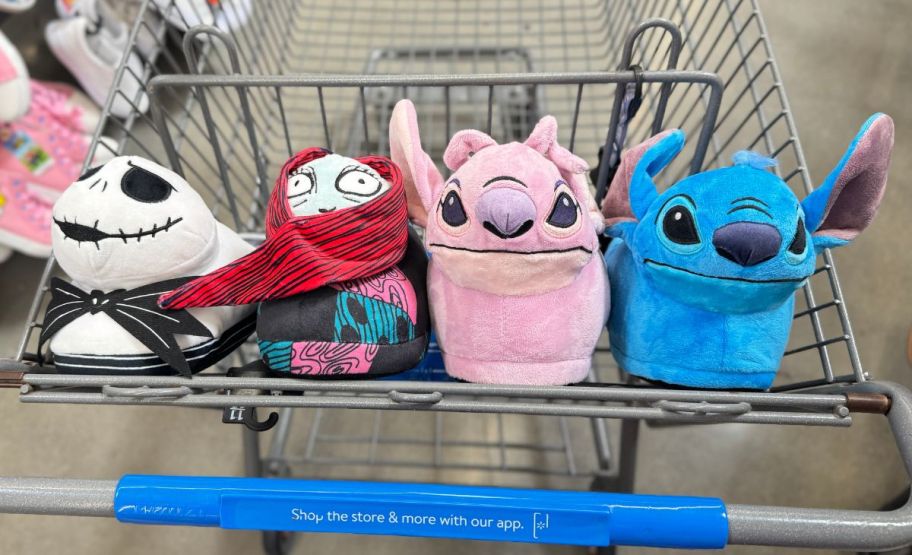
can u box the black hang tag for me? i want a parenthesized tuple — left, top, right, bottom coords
(222, 405, 249, 424)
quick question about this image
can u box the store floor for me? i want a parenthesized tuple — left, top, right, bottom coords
(1, 1, 911, 554)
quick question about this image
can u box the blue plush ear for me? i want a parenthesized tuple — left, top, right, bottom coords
(801, 113, 894, 252)
(601, 130, 685, 241)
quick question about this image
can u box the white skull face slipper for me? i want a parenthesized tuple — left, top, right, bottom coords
(40, 156, 256, 375)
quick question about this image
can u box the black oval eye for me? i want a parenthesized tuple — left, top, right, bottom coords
(662, 206, 700, 245)
(546, 192, 578, 228)
(788, 218, 807, 254)
(78, 165, 102, 181)
(440, 190, 468, 227)
(121, 162, 174, 203)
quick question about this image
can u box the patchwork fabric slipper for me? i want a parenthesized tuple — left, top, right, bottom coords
(159, 148, 430, 378)
(39, 156, 256, 375)
(258, 230, 429, 377)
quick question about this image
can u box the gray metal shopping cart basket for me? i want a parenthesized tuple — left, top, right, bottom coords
(1, 1, 911, 553)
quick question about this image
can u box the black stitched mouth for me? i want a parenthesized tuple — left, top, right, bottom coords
(644, 258, 808, 284)
(429, 243, 593, 255)
(55, 216, 183, 248)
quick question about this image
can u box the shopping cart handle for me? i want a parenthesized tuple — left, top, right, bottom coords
(113, 475, 728, 549)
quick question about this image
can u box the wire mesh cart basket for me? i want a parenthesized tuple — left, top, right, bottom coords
(1, 0, 911, 553)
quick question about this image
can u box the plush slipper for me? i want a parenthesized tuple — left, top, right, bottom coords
(258, 229, 429, 377)
(0, 30, 30, 122)
(389, 100, 609, 386)
(40, 156, 256, 375)
(158, 148, 430, 378)
(600, 114, 894, 389)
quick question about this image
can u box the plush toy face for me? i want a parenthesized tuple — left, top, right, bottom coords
(390, 100, 604, 296)
(52, 156, 218, 291)
(630, 161, 814, 312)
(286, 154, 390, 216)
(603, 114, 894, 314)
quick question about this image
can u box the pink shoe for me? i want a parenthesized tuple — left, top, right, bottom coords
(31, 80, 102, 136)
(0, 95, 115, 197)
(0, 171, 53, 257)
(0, 30, 29, 122)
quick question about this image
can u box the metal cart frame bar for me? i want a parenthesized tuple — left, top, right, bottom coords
(1, 380, 909, 551)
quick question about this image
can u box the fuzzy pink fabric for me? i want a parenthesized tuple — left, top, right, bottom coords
(390, 99, 609, 385)
(430, 252, 608, 384)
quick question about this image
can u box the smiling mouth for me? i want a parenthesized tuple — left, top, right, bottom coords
(644, 259, 808, 284)
(55, 216, 183, 249)
(429, 243, 592, 255)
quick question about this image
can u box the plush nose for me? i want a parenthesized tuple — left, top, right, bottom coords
(712, 222, 781, 267)
(476, 187, 536, 239)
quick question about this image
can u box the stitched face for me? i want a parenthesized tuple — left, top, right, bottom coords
(603, 115, 894, 314)
(426, 141, 600, 296)
(286, 154, 390, 216)
(630, 164, 813, 313)
(52, 156, 218, 291)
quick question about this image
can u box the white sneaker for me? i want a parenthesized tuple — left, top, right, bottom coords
(151, 0, 214, 32)
(0, 31, 30, 122)
(55, 0, 161, 61)
(45, 17, 150, 120)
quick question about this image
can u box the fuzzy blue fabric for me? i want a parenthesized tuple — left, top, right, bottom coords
(603, 114, 893, 389)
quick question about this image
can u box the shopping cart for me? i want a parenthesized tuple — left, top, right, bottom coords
(1, 0, 911, 553)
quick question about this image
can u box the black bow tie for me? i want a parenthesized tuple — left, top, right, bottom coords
(38, 277, 213, 376)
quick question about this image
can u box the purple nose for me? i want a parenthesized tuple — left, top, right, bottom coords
(713, 222, 782, 267)
(476, 187, 536, 239)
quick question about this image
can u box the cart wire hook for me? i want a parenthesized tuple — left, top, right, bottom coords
(243, 407, 279, 432)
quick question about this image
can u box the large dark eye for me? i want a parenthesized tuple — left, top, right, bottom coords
(546, 192, 578, 228)
(788, 218, 807, 254)
(122, 162, 174, 203)
(662, 206, 700, 245)
(78, 166, 102, 181)
(440, 190, 468, 227)
(336, 168, 382, 197)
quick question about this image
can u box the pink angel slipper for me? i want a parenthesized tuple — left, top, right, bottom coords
(389, 99, 609, 386)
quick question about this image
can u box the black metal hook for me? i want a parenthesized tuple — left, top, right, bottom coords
(242, 407, 279, 432)
(222, 361, 279, 432)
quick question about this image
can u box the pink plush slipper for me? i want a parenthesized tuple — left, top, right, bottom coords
(0, 170, 54, 257)
(389, 99, 609, 386)
(0, 31, 30, 122)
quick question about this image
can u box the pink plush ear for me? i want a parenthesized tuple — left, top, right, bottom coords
(802, 113, 894, 245)
(525, 116, 598, 231)
(600, 130, 680, 225)
(525, 116, 588, 174)
(443, 130, 497, 171)
(389, 99, 442, 227)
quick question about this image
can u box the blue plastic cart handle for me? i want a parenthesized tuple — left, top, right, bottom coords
(114, 475, 727, 548)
